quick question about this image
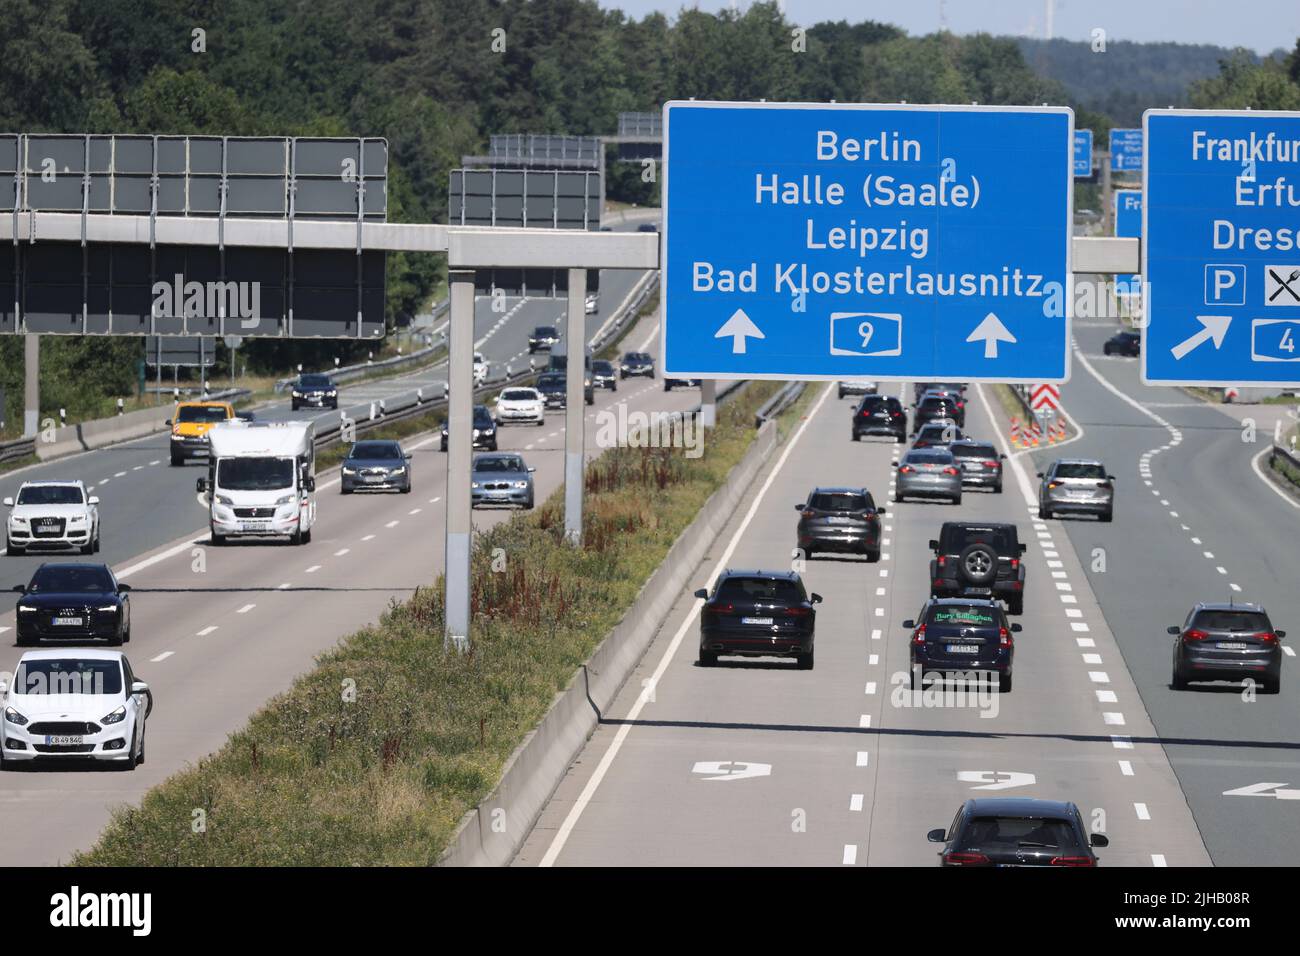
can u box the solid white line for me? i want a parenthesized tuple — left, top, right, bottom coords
(236, 603, 255, 614)
(196, 625, 217, 636)
(537, 383, 834, 867)
(150, 651, 174, 662)
(1251, 446, 1300, 510)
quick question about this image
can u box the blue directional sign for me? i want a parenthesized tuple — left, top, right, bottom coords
(1074, 129, 1094, 178)
(662, 102, 1075, 383)
(1143, 109, 1300, 386)
(1113, 189, 1142, 295)
(1110, 128, 1143, 172)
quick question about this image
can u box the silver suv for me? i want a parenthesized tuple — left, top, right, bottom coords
(1036, 459, 1114, 522)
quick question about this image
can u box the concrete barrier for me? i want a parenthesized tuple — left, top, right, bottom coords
(438, 416, 781, 867)
(33, 391, 248, 462)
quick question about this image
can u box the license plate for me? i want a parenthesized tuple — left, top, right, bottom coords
(35, 527, 60, 536)
(52, 616, 83, 626)
(827, 516, 852, 524)
(1217, 642, 1250, 649)
(243, 521, 270, 532)
(742, 617, 774, 626)
(946, 644, 980, 654)
(967, 587, 992, 595)
(364, 474, 385, 483)
(46, 735, 84, 745)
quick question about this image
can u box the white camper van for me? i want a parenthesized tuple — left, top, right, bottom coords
(197, 421, 317, 545)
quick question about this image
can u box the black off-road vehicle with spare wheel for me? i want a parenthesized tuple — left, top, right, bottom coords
(929, 522, 1028, 615)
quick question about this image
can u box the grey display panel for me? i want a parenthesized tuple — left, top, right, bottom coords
(616, 142, 662, 162)
(0, 133, 387, 337)
(145, 335, 216, 368)
(617, 112, 662, 138)
(489, 134, 600, 167)
(448, 169, 601, 230)
(473, 268, 600, 298)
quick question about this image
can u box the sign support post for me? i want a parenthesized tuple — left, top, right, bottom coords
(564, 268, 587, 545)
(700, 380, 716, 427)
(444, 268, 475, 650)
(23, 334, 38, 438)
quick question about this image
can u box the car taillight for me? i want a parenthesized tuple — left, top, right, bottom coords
(899, 465, 914, 474)
(999, 627, 1013, 648)
(707, 603, 734, 614)
(801, 510, 817, 518)
(912, 624, 927, 646)
(860, 410, 871, 417)
(943, 851, 989, 866)
(982, 460, 998, 468)
(1050, 855, 1096, 867)
(1047, 481, 1060, 490)
(1097, 482, 1113, 490)
(937, 556, 947, 566)
(1184, 629, 1209, 641)
(1010, 558, 1019, 570)
(943, 467, 960, 476)
(1255, 631, 1279, 644)
(785, 606, 812, 617)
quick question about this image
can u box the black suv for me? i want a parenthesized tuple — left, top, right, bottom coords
(912, 422, 963, 450)
(928, 798, 1108, 867)
(914, 381, 966, 404)
(290, 373, 338, 410)
(852, 394, 907, 442)
(905, 598, 1018, 692)
(439, 404, 497, 451)
(619, 351, 655, 379)
(528, 325, 560, 353)
(913, 393, 965, 432)
(929, 522, 1027, 615)
(13, 563, 132, 646)
(1170, 602, 1285, 694)
(795, 487, 886, 561)
(694, 570, 822, 669)
(1103, 330, 1140, 356)
(535, 373, 567, 409)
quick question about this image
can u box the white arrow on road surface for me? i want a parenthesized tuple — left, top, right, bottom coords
(692, 760, 772, 782)
(714, 309, 765, 354)
(957, 770, 1037, 791)
(966, 312, 1017, 358)
(1223, 782, 1300, 800)
(1170, 315, 1232, 361)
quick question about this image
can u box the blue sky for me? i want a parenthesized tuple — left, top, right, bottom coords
(601, 1, 1298, 55)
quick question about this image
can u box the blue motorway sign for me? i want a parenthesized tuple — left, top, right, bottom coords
(1074, 129, 1094, 178)
(1113, 189, 1142, 295)
(1143, 109, 1300, 386)
(1110, 128, 1143, 172)
(662, 102, 1074, 383)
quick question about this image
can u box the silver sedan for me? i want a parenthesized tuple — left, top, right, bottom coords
(893, 448, 963, 505)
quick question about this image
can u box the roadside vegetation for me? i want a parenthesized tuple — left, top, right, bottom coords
(73, 379, 817, 865)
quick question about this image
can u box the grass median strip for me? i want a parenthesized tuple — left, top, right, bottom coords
(75, 380, 807, 866)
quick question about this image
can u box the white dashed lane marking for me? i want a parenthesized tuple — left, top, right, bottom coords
(150, 651, 173, 662)
(196, 626, 217, 636)
(236, 604, 255, 614)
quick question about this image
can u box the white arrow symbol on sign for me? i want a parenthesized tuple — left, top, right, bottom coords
(957, 770, 1037, 791)
(692, 760, 772, 781)
(966, 312, 1017, 359)
(715, 309, 765, 354)
(1170, 315, 1232, 361)
(1222, 781, 1300, 800)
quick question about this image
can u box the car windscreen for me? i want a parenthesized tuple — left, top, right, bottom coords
(473, 407, 494, 425)
(957, 816, 1081, 850)
(534, 327, 557, 337)
(904, 451, 954, 465)
(474, 457, 525, 473)
(624, 353, 649, 362)
(16, 485, 84, 506)
(28, 566, 114, 593)
(1192, 610, 1272, 632)
(348, 442, 401, 460)
(1053, 463, 1107, 480)
(593, 361, 613, 374)
(176, 405, 229, 423)
(920, 398, 956, 411)
(501, 389, 538, 401)
(715, 577, 805, 603)
(15, 658, 122, 696)
(298, 375, 332, 388)
(917, 424, 958, 439)
(927, 605, 998, 627)
(808, 492, 873, 512)
(217, 457, 294, 491)
(860, 396, 898, 410)
(538, 376, 563, 388)
(951, 444, 997, 459)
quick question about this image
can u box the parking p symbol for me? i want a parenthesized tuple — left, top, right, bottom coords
(1205, 264, 1245, 306)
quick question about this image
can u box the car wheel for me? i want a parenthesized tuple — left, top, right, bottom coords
(15, 632, 33, 647)
(851, 432, 860, 442)
(169, 453, 183, 467)
(93, 533, 101, 553)
(402, 483, 412, 494)
(80, 540, 94, 555)
(866, 549, 881, 562)
(1007, 597, 1024, 616)
(302, 528, 312, 545)
(1100, 509, 1113, 523)
(1104, 345, 1113, 356)
(998, 672, 1013, 694)
(1171, 655, 1188, 691)
(1261, 670, 1282, 695)
(6, 538, 22, 556)
(292, 528, 303, 546)
(525, 495, 535, 510)
(664, 383, 672, 391)
(211, 529, 225, 546)
(951, 494, 962, 506)
(341, 485, 352, 495)
(698, 649, 718, 667)
(993, 482, 1003, 494)
(137, 728, 146, 765)
(106, 629, 123, 647)
(292, 402, 299, 411)
(837, 387, 845, 399)
(796, 648, 814, 670)
(116, 731, 137, 771)
(1038, 506, 1050, 520)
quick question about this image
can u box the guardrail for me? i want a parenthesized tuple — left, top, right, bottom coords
(754, 381, 806, 428)
(0, 436, 35, 466)
(274, 341, 444, 394)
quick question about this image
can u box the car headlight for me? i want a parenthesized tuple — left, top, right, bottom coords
(292, 391, 302, 397)
(4, 706, 28, 726)
(275, 495, 294, 506)
(326, 390, 337, 396)
(9, 517, 26, 526)
(392, 467, 406, 476)
(97, 604, 120, 613)
(101, 705, 127, 725)
(471, 481, 479, 489)
(68, 515, 86, 524)
(513, 480, 529, 489)
(472, 429, 480, 438)
(17, 605, 37, 613)
(216, 495, 235, 506)
(342, 467, 356, 475)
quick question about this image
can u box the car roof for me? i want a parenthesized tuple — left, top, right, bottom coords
(810, 486, 869, 495)
(18, 479, 85, 487)
(927, 597, 1002, 609)
(949, 438, 992, 447)
(720, 569, 801, 581)
(34, 562, 112, 572)
(1195, 601, 1266, 614)
(917, 422, 957, 431)
(1052, 458, 1104, 466)
(944, 521, 1017, 531)
(474, 452, 524, 462)
(17, 647, 125, 662)
(965, 797, 1078, 818)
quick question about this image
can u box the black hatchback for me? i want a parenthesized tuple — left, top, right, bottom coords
(1104, 330, 1141, 356)
(928, 798, 1108, 867)
(913, 394, 964, 432)
(1170, 602, 1285, 694)
(852, 394, 907, 442)
(905, 598, 1018, 692)
(13, 563, 132, 646)
(695, 571, 822, 669)
(795, 487, 886, 561)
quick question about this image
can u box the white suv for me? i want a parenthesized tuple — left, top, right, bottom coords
(3, 481, 101, 556)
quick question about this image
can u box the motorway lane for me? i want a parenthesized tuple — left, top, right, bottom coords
(515, 380, 1207, 866)
(1045, 319, 1300, 866)
(0, 313, 692, 865)
(0, 260, 651, 570)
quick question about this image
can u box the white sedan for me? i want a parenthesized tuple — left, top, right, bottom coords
(473, 352, 489, 386)
(4, 480, 101, 555)
(1, 649, 151, 770)
(495, 387, 546, 425)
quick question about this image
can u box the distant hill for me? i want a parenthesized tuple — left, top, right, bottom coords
(1015, 37, 1274, 126)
